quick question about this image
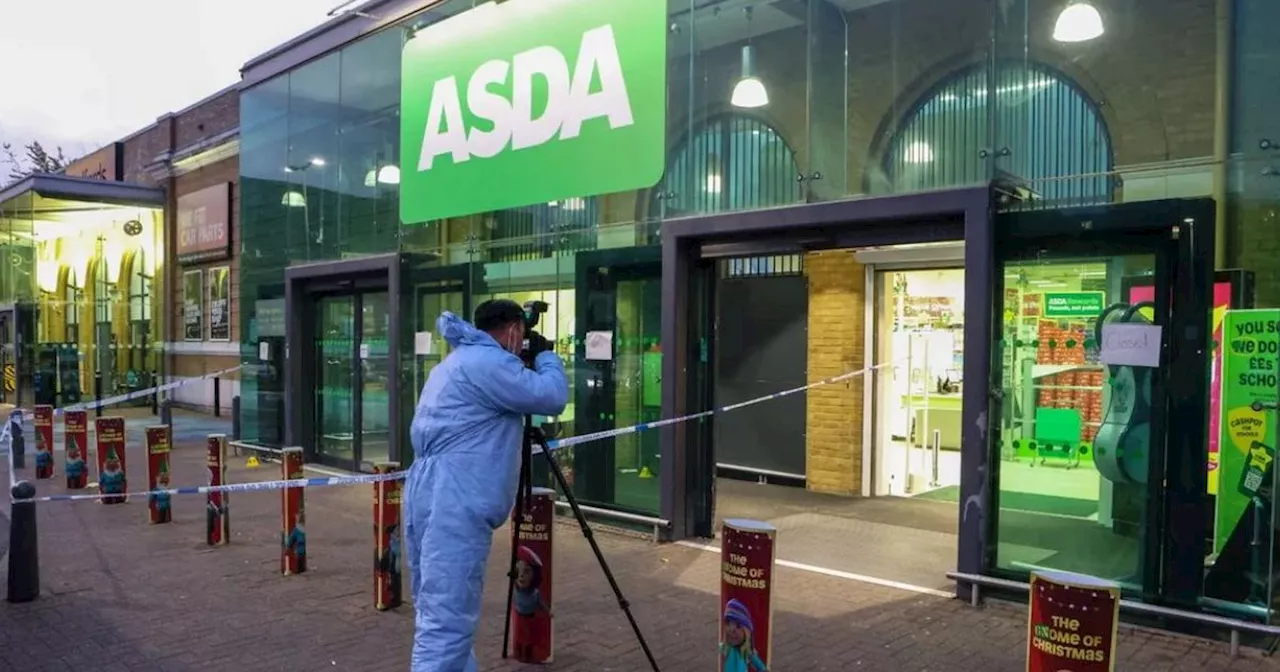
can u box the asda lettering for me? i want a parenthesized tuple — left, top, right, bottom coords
(417, 24, 634, 172)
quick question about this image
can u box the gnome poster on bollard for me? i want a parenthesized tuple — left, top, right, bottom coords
(374, 463, 402, 610)
(509, 487, 556, 664)
(1026, 570, 1120, 671)
(33, 405, 54, 479)
(206, 435, 229, 546)
(720, 519, 776, 672)
(145, 426, 173, 524)
(64, 410, 90, 489)
(95, 417, 128, 504)
(281, 447, 306, 575)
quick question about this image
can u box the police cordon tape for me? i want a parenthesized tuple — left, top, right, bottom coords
(8, 358, 903, 505)
(8, 364, 243, 420)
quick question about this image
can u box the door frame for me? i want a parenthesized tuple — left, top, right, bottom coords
(989, 198, 1214, 608)
(661, 186, 993, 570)
(571, 245, 662, 514)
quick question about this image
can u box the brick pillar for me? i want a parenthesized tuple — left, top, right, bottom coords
(804, 250, 866, 496)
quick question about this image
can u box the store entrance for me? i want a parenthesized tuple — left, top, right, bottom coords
(987, 199, 1214, 610)
(571, 246, 662, 516)
(872, 265, 966, 498)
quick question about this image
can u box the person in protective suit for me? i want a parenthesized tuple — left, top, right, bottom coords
(405, 299, 569, 671)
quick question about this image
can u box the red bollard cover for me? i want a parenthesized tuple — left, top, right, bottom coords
(720, 519, 776, 672)
(509, 487, 556, 664)
(33, 405, 54, 479)
(95, 417, 128, 505)
(206, 435, 229, 546)
(1027, 571, 1120, 672)
(64, 410, 89, 489)
(281, 448, 306, 575)
(145, 426, 172, 524)
(374, 463, 402, 610)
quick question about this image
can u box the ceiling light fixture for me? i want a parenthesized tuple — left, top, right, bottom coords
(1053, 1, 1105, 43)
(731, 8, 769, 109)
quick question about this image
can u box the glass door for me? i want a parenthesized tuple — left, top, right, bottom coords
(573, 246, 663, 517)
(360, 292, 391, 467)
(987, 199, 1212, 610)
(315, 295, 357, 466)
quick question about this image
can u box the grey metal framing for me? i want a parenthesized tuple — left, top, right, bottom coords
(0, 173, 166, 207)
(283, 253, 403, 464)
(658, 185, 994, 600)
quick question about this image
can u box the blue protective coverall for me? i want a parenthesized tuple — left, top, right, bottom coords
(405, 311, 569, 672)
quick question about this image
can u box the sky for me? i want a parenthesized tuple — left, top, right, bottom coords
(0, 0, 344, 163)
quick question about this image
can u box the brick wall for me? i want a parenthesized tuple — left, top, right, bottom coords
(174, 89, 238, 150)
(804, 250, 866, 495)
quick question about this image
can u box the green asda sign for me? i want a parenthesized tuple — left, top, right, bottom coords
(399, 0, 666, 224)
(1043, 292, 1104, 318)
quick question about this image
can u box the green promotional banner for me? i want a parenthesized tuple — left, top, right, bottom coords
(399, 0, 666, 224)
(1216, 309, 1280, 554)
(1043, 292, 1105, 318)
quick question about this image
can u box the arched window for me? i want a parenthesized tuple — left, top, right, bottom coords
(654, 115, 802, 219)
(883, 62, 1113, 206)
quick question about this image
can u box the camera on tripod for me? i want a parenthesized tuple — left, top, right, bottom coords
(520, 300, 550, 367)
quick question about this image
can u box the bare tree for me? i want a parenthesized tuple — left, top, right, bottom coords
(2, 140, 69, 183)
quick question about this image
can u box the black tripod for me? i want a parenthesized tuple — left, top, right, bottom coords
(501, 415, 661, 671)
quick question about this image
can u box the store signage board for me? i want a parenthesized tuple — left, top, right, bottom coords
(177, 183, 233, 264)
(1099, 323, 1162, 368)
(399, 0, 666, 223)
(1043, 292, 1104, 318)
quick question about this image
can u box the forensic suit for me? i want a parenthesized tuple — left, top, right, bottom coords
(405, 311, 568, 671)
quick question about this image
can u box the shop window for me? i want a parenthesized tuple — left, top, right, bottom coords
(884, 62, 1113, 206)
(489, 199, 600, 262)
(655, 115, 802, 219)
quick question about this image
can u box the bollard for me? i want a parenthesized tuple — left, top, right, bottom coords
(32, 405, 54, 480)
(1027, 571, 1120, 671)
(7, 480, 39, 603)
(95, 417, 128, 505)
(150, 369, 159, 415)
(720, 519, 776, 671)
(213, 377, 222, 418)
(374, 463, 402, 611)
(159, 399, 172, 427)
(206, 435, 229, 546)
(281, 447, 306, 575)
(231, 395, 241, 441)
(509, 487, 557, 663)
(145, 426, 172, 524)
(64, 410, 89, 489)
(10, 409, 25, 470)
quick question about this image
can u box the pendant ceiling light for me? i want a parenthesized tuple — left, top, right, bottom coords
(1053, 1, 1105, 43)
(731, 8, 769, 109)
(282, 190, 306, 208)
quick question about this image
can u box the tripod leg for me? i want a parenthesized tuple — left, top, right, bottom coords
(501, 439, 532, 659)
(537, 438, 662, 672)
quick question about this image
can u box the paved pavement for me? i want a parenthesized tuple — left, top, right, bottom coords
(0, 433, 1276, 671)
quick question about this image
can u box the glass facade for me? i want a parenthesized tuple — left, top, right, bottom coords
(237, 0, 1280, 619)
(0, 189, 163, 409)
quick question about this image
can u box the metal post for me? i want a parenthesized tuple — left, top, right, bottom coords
(93, 372, 103, 418)
(232, 395, 242, 441)
(214, 377, 222, 418)
(931, 429, 941, 487)
(7, 480, 39, 603)
(150, 369, 159, 415)
(10, 409, 24, 470)
(160, 399, 172, 427)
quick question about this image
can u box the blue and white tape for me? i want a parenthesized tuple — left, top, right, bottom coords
(9, 358, 901, 504)
(23, 472, 402, 504)
(8, 365, 242, 421)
